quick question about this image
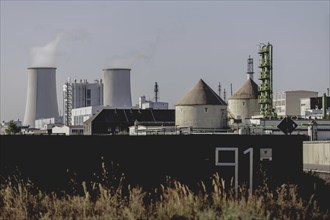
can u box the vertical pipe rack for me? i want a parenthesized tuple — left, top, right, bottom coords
(258, 43, 275, 117)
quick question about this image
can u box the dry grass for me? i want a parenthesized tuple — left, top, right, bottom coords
(0, 173, 329, 220)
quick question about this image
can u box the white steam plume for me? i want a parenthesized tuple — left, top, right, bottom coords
(29, 33, 64, 67)
(110, 37, 160, 68)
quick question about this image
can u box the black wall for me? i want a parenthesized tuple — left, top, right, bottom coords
(0, 135, 308, 192)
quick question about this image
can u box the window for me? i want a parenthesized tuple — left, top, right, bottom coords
(86, 89, 91, 99)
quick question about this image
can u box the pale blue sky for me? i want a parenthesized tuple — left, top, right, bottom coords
(1, 1, 329, 122)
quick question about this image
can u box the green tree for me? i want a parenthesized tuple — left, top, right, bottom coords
(4, 120, 21, 135)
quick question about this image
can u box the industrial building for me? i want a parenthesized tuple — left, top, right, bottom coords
(175, 79, 227, 129)
(83, 108, 175, 135)
(70, 106, 105, 126)
(35, 116, 63, 130)
(52, 125, 84, 135)
(228, 56, 260, 122)
(23, 67, 59, 128)
(273, 90, 318, 116)
(138, 82, 169, 110)
(300, 94, 330, 118)
(63, 78, 103, 125)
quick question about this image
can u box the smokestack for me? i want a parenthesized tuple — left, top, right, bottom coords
(23, 67, 59, 128)
(103, 68, 132, 108)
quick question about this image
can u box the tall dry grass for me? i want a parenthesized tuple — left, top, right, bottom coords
(0, 172, 329, 220)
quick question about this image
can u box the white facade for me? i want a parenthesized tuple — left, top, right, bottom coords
(52, 125, 84, 135)
(176, 105, 227, 129)
(35, 116, 63, 129)
(103, 68, 132, 108)
(63, 78, 103, 125)
(138, 96, 168, 109)
(24, 67, 59, 128)
(71, 105, 105, 126)
(273, 90, 318, 116)
(300, 97, 311, 117)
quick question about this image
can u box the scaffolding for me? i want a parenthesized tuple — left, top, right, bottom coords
(258, 43, 275, 117)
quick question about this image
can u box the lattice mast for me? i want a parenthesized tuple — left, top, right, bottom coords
(258, 43, 274, 117)
(247, 55, 254, 80)
(64, 79, 73, 126)
(154, 82, 159, 102)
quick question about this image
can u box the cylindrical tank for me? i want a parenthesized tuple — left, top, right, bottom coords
(23, 67, 59, 128)
(103, 68, 132, 108)
(175, 105, 227, 129)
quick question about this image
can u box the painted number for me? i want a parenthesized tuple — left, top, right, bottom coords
(215, 147, 253, 193)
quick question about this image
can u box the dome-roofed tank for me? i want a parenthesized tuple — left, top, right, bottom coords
(175, 79, 227, 129)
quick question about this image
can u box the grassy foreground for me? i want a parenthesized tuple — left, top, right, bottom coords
(0, 173, 329, 220)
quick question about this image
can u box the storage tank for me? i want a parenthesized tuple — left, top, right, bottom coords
(103, 68, 132, 108)
(23, 67, 59, 128)
(228, 56, 259, 121)
(175, 79, 227, 129)
(228, 78, 259, 121)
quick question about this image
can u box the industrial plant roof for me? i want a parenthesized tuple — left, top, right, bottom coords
(229, 78, 259, 100)
(176, 79, 227, 106)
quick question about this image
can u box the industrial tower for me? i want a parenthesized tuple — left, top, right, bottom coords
(258, 43, 275, 117)
(63, 80, 73, 126)
(154, 82, 159, 102)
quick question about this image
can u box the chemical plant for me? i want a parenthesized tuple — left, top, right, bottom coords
(1, 42, 329, 196)
(0, 42, 328, 139)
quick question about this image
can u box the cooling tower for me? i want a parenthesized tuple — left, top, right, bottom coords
(103, 68, 132, 108)
(23, 67, 59, 128)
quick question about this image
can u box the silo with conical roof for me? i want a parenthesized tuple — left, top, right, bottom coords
(175, 79, 227, 129)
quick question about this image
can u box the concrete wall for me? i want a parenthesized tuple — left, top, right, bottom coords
(303, 141, 330, 173)
(175, 105, 227, 128)
(0, 135, 307, 192)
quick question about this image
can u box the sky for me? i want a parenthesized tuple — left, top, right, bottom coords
(0, 0, 329, 122)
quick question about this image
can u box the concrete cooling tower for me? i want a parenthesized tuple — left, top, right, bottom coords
(103, 68, 132, 108)
(23, 67, 59, 128)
